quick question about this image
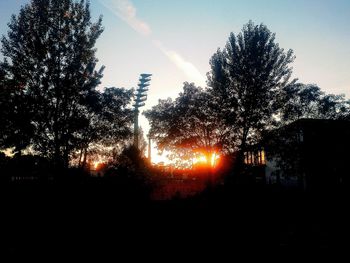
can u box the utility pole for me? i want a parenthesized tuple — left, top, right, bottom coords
(133, 73, 152, 149)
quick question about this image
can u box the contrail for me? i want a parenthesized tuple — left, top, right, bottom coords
(98, 0, 206, 86)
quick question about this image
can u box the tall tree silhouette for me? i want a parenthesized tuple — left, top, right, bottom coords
(145, 82, 234, 159)
(280, 83, 350, 123)
(0, 62, 34, 152)
(207, 21, 296, 158)
(76, 87, 134, 168)
(0, 0, 104, 168)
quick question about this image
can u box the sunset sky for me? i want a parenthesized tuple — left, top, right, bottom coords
(1, 0, 350, 162)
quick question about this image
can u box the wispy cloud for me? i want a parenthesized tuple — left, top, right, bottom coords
(153, 40, 206, 86)
(99, 0, 206, 86)
(100, 0, 151, 36)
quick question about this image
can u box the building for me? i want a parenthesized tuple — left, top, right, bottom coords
(245, 119, 350, 190)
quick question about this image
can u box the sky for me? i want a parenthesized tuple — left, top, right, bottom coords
(1, 0, 350, 162)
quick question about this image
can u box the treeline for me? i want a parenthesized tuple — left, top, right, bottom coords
(0, 0, 157, 201)
(0, 0, 135, 172)
(1, 1, 349, 186)
(145, 21, 350, 163)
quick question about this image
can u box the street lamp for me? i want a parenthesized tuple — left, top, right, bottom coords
(133, 73, 152, 149)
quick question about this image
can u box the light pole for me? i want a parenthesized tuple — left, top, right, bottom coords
(148, 134, 152, 163)
(133, 73, 152, 150)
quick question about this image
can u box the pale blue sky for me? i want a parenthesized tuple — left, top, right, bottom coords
(1, 0, 350, 155)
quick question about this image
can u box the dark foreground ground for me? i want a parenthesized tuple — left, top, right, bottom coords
(1, 182, 349, 259)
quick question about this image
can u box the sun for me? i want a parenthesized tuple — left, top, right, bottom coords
(93, 161, 100, 170)
(148, 145, 220, 169)
(210, 153, 219, 167)
(91, 160, 105, 171)
(193, 152, 220, 168)
(194, 155, 207, 164)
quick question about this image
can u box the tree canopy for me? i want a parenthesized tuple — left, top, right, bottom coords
(0, 0, 133, 168)
(147, 21, 350, 164)
(145, 82, 234, 160)
(1, 9, 350, 172)
(280, 83, 350, 123)
(207, 21, 296, 151)
(74, 87, 134, 168)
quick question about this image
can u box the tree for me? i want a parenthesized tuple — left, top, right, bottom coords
(75, 87, 134, 168)
(280, 83, 350, 123)
(144, 82, 234, 161)
(207, 21, 296, 153)
(0, 62, 34, 152)
(0, 0, 104, 168)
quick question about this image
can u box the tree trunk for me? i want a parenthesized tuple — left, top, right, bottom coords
(54, 131, 61, 169)
(232, 127, 249, 185)
(82, 148, 88, 169)
(78, 147, 84, 168)
(63, 143, 69, 169)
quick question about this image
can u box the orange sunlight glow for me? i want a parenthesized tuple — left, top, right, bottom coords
(195, 155, 207, 163)
(193, 152, 220, 168)
(149, 147, 220, 170)
(151, 151, 172, 165)
(211, 153, 219, 167)
(92, 161, 103, 171)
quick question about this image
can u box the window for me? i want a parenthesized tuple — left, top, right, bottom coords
(244, 150, 266, 165)
(260, 150, 266, 165)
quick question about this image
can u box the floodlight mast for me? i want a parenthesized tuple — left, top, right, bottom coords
(133, 73, 152, 150)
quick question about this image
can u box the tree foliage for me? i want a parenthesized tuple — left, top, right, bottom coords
(147, 21, 350, 167)
(280, 83, 350, 123)
(0, 0, 132, 168)
(75, 87, 134, 168)
(0, 61, 34, 151)
(207, 21, 296, 151)
(144, 82, 234, 158)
